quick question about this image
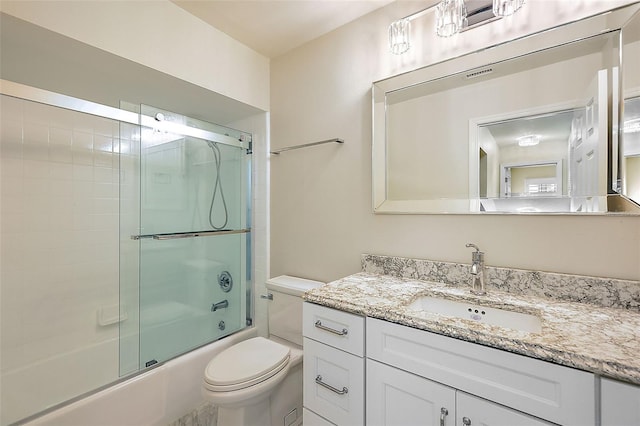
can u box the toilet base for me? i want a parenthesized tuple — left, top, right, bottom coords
(217, 398, 271, 426)
(269, 360, 303, 426)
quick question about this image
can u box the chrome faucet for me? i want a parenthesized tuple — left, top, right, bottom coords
(211, 299, 229, 312)
(466, 243, 486, 295)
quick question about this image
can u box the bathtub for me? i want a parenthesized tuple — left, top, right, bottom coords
(20, 328, 256, 426)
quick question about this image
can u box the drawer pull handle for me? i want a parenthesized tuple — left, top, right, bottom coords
(314, 320, 348, 336)
(315, 375, 348, 395)
(462, 417, 471, 426)
(440, 407, 448, 426)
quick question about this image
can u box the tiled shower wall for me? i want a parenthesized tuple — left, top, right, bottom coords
(0, 94, 122, 424)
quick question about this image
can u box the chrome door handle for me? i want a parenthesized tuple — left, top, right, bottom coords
(314, 320, 348, 336)
(260, 293, 273, 300)
(440, 407, 448, 426)
(462, 417, 471, 426)
(315, 375, 348, 395)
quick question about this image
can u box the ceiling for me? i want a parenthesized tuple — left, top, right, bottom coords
(485, 110, 576, 148)
(171, 0, 395, 58)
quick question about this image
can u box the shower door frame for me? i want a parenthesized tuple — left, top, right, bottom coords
(0, 79, 255, 422)
(129, 103, 253, 370)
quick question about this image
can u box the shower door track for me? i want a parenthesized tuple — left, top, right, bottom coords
(131, 228, 251, 240)
(0, 79, 250, 150)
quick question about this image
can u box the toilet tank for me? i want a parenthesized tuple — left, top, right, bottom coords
(266, 275, 324, 346)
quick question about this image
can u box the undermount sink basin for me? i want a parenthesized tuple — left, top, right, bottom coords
(406, 296, 542, 333)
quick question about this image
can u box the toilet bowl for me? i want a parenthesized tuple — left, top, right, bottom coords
(202, 275, 323, 426)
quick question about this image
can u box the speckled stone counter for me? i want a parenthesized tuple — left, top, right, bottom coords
(303, 255, 640, 385)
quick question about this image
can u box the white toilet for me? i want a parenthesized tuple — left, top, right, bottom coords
(203, 275, 323, 426)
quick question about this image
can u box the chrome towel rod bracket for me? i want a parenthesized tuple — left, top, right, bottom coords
(271, 138, 344, 155)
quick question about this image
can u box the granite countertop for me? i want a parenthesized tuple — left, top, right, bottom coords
(303, 272, 640, 385)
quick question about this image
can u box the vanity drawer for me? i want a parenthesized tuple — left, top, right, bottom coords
(366, 318, 595, 426)
(303, 337, 364, 426)
(303, 302, 364, 356)
(303, 408, 335, 426)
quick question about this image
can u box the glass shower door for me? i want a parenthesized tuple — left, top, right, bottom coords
(122, 105, 251, 370)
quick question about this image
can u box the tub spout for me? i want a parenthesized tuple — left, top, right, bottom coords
(211, 300, 229, 312)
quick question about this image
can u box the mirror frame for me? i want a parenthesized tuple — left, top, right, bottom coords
(373, 3, 640, 215)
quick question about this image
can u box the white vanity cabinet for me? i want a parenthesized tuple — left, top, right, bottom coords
(367, 318, 596, 426)
(302, 302, 365, 426)
(601, 378, 640, 425)
(367, 358, 553, 426)
(301, 304, 604, 426)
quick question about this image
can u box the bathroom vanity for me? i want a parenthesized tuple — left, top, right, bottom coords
(301, 255, 640, 426)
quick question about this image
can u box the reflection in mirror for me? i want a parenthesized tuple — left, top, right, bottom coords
(473, 67, 610, 213)
(622, 9, 640, 206)
(477, 110, 573, 212)
(373, 3, 640, 214)
(623, 97, 640, 202)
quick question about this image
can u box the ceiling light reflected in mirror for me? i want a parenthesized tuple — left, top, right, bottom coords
(517, 135, 541, 147)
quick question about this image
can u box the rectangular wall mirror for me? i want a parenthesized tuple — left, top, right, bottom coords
(373, 3, 640, 214)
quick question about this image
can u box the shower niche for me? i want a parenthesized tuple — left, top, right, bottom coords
(120, 104, 253, 375)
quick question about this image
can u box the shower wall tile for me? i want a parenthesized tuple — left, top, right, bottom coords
(0, 95, 120, 392)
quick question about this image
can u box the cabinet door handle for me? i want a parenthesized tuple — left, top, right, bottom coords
(439, 407, 448, 426)
(314, 320, 348, 336)
(462, 417, 472, 426)
(315, 375, 349, 395)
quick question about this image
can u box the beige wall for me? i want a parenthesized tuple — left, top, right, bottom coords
(270, 0, 640, 282)
(0, 0, 270, 111)
(627, 156, 640, 201)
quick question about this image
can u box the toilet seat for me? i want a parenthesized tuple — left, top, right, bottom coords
(204, 337, 290, 392)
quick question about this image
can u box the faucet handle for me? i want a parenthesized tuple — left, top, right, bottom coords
(466, 243, 484, 262)
(466, 243, 480, 252)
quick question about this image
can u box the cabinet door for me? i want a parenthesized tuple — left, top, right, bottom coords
(367, 359, 456, 426)
(303, 337, 364, 426)
(457, 392, 553, 426)
(601, 378, 640, 426)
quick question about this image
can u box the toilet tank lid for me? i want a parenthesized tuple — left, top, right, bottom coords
(266, 275, 324, 296)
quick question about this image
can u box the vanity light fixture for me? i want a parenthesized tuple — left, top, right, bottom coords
(389, 18, 411, 55)
(493, 0, 525, 17)
(517, 134, 540, 147)
(389, 0, 525, 54)
(436, 0, 467, 38)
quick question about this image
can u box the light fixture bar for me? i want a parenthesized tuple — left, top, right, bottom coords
(388, 0, 524, 54)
